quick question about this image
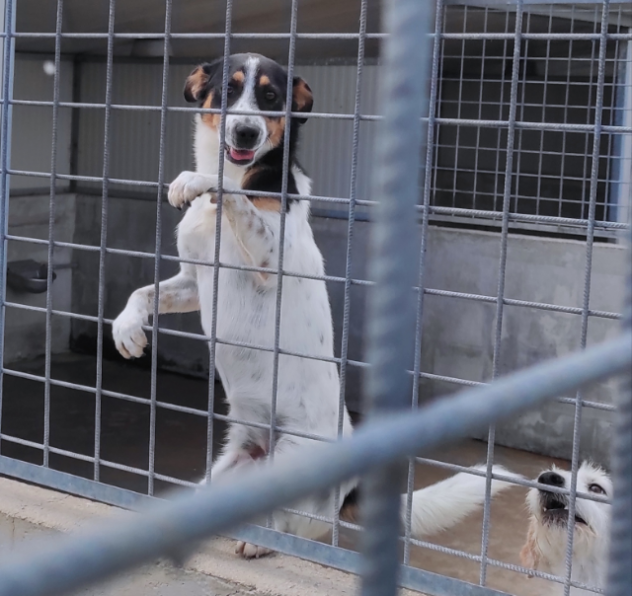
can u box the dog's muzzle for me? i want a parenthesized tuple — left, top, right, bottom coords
(225, 123, 262, 165)
(537, 471, 587, 526)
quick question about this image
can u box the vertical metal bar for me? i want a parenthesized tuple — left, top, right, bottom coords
(563, 3, 611, 595)
(533, 10, 551, 219)
(492, 10, 511, 215)
(268, 0, 299, 468)
(0, 0, 15, 457)
(94, 0, 117, 483)
(332, 0, 367, 549)
(42, 0, 64, 469)
(451, 6, 467, 211)
(205, 0, 233, 481)
(479, 0, 523, 586)
(403, 0, 444, 567)
(471, 5, 488, 214)
(147, 0, 173, 497)
(359, 0, 432, 593)
(557, 8, 576, 219)
(606, 225, 632, 596)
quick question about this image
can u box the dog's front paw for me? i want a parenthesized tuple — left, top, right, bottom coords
(235, 541, 273, 559)
(112, 307, 147, 359)
(168, 171, 218, 210)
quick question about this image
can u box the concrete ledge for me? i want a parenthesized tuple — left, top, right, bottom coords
(0, 477, 376, 596)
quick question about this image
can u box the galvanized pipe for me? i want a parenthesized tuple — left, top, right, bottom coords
(359, 0, 433, 593)
(0, 330, 627, 596)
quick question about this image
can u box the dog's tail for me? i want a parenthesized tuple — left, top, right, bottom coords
(403, 464, 523, 538)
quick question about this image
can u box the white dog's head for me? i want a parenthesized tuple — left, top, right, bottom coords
(521, 461, 611, 589)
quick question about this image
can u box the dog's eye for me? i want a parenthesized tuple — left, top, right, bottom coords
(226, 85, 234, 96)
(588, 483, 605, 495)
(265, 91, 277, 102)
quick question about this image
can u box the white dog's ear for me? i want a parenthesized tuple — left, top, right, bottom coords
(520, 519, 541, 578)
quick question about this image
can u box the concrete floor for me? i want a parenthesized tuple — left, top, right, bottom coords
(1, 353, 567, 595)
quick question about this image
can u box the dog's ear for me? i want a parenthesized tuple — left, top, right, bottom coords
(520, 519, 541, 578)
(184, 61, 221, 103)
(291, 77, 313, 124)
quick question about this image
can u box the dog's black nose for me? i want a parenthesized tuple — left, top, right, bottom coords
(538, 471, 564, 487)
(234, 124, 260, 148)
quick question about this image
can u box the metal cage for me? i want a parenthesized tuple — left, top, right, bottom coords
(0, 1, 630, 595)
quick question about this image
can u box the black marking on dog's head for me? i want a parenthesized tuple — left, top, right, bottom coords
(184, 54, 313, 210)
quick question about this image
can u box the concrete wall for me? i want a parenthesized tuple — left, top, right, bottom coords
(5, 194, 76, 363)
(1, 54, 76, 364)
(69, 192, 627, 464)
(4, 53, 75, 364)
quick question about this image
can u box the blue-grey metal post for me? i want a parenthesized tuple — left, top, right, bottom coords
(0, 0, 15, 452)
(359, 0, 433, 593)
(606, 225, 632, 596)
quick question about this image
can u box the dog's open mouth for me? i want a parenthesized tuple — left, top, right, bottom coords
(542, 497, 587, 525)
(225, 145, 255, 164)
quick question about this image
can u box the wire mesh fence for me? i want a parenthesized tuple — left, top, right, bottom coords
(0, 0, 631, 595)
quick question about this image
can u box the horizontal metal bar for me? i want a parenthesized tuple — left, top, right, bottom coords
(227, 524, 515, 596)
(6, 171, 630, 231)
(1, 318, 616, 413)
(0, 331, 628, 596)
(4, 295, 622, 368)
(0, 367, 340, 446)
(4, 263, 622, 320)
(3, 31, 631, 41)
(6, 100, 632, 134)
(0, 456, 150, 509)
(0, 432, 197, 488)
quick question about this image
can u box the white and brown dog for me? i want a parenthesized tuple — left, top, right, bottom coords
(521, 461, 611, 594)
(112, 53, 520, 558)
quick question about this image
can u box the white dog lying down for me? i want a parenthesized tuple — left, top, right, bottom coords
(112, 52, 522, 558)
(521, 461, 611, 594)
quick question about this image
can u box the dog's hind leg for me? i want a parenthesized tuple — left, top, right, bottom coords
(203, 444, 276, 560)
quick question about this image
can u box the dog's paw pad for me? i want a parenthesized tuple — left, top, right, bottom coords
(235, 541, 273, 559)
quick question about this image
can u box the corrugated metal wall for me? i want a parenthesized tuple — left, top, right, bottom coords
(76, 60, 380, 211)
(10, 54, 74, 192)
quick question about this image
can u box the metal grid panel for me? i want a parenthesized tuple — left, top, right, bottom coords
(0, 0, 631, 595)
(433, 2, 632, 231)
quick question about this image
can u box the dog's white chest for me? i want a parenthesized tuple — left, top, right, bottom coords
(177, 196, 343, 435)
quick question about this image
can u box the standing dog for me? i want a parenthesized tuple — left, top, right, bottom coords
(112, 53, 519, 558)
(521, 461, 611, 594)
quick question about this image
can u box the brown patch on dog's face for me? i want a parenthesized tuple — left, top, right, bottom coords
(184, 65, 211, 103)
(259, 74, 270, 86)
(292, 77, 313, 123)
(201, 91, 221, 129)
(265, 116, 286, 148)
(252, 197, 281, 212)
(231, 70, 245, 84)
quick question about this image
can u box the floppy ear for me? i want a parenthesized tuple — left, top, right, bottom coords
(291, 77, 313, 124)
(184, 61, 220, 103)
(520, 519, 542, 578)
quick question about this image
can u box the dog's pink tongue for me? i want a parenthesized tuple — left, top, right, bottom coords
(230, 147, 255, 161)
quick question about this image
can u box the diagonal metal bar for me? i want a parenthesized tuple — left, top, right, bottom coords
(0, 330, 628, 596)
